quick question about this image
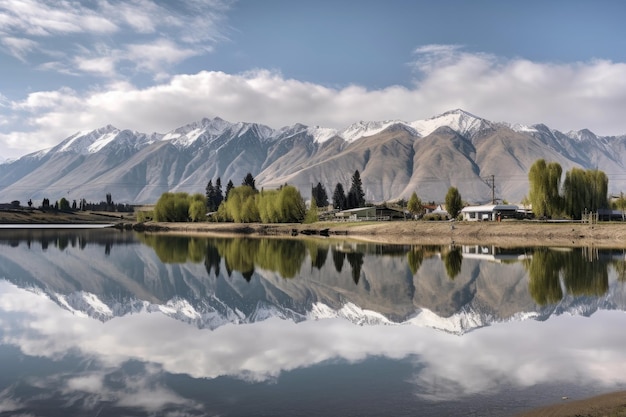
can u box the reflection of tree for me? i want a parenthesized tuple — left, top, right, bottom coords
(525, 248, 563, 306)
(346, 251, 364, 284)
(614, 257, 626, 282)
(524, 247, 610, 305)
(442, 246, 462, 280)
(204, 245, 221, 277)
(254, 239, 306, 278)
(140, 235, 208, 264)
(407, 247, 424, 275)
(309, 244, 329, 270)
(332, 247, 345, 273)
(563, 251, 608, 297)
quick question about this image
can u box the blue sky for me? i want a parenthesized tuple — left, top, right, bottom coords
(1, 0, 626, 159)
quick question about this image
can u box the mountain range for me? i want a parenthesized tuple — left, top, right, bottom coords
(1, 109, 625, 205)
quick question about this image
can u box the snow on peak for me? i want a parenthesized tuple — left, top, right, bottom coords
(566, 128, 597, 142)
(410, 109, 491, 138)
(308, 126, 339, 143)
(163, 117, 275, 147)
(339, 120, 413, 142)
(56, 125, 120, 154)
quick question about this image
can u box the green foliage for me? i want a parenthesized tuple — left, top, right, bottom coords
(189, 193, 207, 222)
(154, 192, 193, 222)
(304, 197, 319, 224)
(59, 197, 70, 211)
(136, 210, 153, 222)
(205, 178, 224, 212)
(528, 159, 563, 218)
(407, 247, 424, 275)
(140, 234, 207, 263)
(276, 185, 305, 222)
(407, 192, 423, 218)
(563, 168, 608, 219)
(444, 187, 462, 219)
(224, 186, 259, 222)
(442, 246, 462, 279)
(257, 189, 280, 223)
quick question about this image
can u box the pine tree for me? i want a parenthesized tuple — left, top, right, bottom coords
(225, 179, 235, 201)
(347, 170, 365, 209)
(332, 183, 347, 210)
(215, 177, 224, 208)
(205, 180, 216, 211)
(242, 172, 256, 191)
(312, 182, 329, 207)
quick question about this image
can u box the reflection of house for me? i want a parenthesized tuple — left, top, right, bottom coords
(461, 204, 519, 221)
(461, 245, 531, 263)
(335, 206, 406, 221)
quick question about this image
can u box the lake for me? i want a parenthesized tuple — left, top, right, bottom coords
(1, 229, 625, 416)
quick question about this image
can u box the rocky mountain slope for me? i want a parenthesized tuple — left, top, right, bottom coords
(1, 109, 625, 204)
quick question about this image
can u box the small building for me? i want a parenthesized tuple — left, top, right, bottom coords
(335, 206, 405, 221)
(461, 204, 519, 221)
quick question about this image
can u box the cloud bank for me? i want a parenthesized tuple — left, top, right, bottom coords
(2, 45, 626, 159)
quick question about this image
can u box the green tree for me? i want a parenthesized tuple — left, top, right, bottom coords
(304, 197, 319, 224)
(528, 159, 563, 218)
(205, 179, 216, 211)
(407, 191, 424, 219)
(312, 182, 329, 207)
(154, 192, 192, 222)
(225, 179, 235, 201)
(562, 168, 608, 219)
(332, 183, 347, 210)
(276, 185, 306, 222)
(224, 186, 259, 223)
(347, 170, 365, 209)
(444, 187, 462, 219)
(442, 246, 462, 279)
(189, 193, 207, 222)
(214, 177, 224, 208)
(59, 197, 70, 211)
(242, 172, 257, 191)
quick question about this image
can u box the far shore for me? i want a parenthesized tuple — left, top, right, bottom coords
(130, 219, 626, 248)
(1, 208, 626, 247)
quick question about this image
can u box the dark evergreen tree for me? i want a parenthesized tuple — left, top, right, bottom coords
(242, 172, 256, 191)
(225, 179, 235, 201)
(332, 183, 347, 210)
(214, 177, 224, 208)
(312, 182, 329, 207)
(205, 180, 216, 211)
(72, 199, 77, 210)
(347, 170, 365, 209)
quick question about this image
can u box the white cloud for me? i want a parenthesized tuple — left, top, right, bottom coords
(0, 0, 232, 77)
(2, 47, 626, 159)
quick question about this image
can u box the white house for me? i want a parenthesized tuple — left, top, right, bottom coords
(461, 204, 519, 221)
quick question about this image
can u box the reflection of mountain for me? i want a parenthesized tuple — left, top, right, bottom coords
(1, 231, 625, 334)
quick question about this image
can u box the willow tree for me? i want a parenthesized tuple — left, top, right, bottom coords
(528, 159, 563, 218)
(562, 168, 608, 219)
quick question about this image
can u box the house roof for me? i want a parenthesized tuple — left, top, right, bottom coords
(461, 204, 519, 213)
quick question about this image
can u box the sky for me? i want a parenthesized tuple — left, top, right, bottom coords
(1, 0, 626, 160)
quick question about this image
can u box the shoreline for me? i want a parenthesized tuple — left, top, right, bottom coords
(127, 220, 626, 248)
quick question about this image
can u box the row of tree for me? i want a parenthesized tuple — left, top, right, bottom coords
(527, 159, 609, 219)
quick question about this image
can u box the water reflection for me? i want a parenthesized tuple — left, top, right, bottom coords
(2, 231, 626, 415)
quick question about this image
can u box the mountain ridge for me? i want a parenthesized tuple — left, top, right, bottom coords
(1, 109, 625, 204)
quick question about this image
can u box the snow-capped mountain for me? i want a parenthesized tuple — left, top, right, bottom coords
(1, 109, 625, 204)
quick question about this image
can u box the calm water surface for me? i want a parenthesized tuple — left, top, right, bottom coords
(1, 229, 626, 416)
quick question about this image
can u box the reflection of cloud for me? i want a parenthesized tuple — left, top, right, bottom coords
(2, 280, 626, 403)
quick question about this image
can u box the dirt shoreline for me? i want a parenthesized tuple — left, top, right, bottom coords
(131, 220, 626, 248)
